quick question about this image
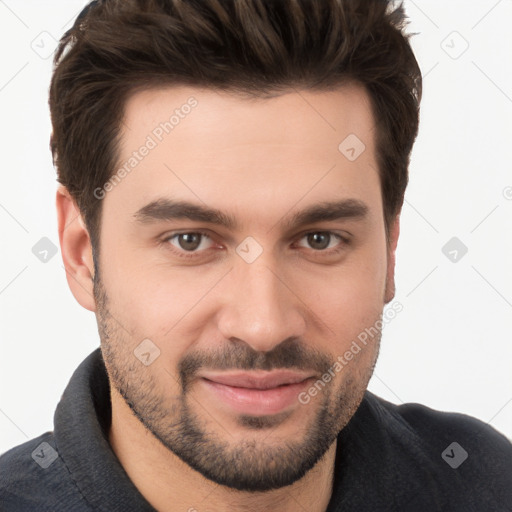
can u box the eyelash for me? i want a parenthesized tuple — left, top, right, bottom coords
(160, 230, 350, 260)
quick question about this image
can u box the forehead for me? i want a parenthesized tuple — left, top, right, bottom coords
(108, 84, 381, 227)
(121, 84, 376, 155)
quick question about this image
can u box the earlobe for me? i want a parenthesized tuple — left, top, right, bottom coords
(56, 185, 97, 312)
(384, 215, 400, 304)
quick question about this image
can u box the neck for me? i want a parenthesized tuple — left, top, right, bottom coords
(108, 387, 336, 512)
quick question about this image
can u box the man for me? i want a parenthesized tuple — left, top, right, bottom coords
(1, 0, 511, 510)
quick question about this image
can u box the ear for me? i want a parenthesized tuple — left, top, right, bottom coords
(56, 185, 96, 312)
(384, 215, 400, 304)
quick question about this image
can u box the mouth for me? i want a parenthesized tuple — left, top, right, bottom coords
(198, 370, 316, 416)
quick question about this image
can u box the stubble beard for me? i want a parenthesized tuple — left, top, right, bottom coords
(93, 275, 380, 491)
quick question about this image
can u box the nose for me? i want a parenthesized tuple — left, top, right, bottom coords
(216, 257, 307, 353)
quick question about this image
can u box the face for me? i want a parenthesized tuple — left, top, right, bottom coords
(92, 84, 397, 491)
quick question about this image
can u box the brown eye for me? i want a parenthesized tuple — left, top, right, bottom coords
(298, 232, 344, 251)
(306, 232, 332, 250)
(177, 233, 202, 251)
(166, 232, 214, 253)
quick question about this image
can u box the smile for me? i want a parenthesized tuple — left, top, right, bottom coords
(198, 370, 316, 416)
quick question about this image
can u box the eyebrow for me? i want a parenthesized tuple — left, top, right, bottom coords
(133, 197, 369, 231)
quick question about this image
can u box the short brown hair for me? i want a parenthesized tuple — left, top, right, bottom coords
(50, 0, 422, 262)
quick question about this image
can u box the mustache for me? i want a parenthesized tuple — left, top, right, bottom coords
(178, 337, 332, 391)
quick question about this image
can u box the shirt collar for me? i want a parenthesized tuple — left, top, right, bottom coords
(53, 348, 156, 511)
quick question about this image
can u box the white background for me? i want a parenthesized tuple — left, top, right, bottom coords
(0, 0, 511, 456)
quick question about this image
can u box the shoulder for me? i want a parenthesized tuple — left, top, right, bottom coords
(365, 392, 512, 508)
(384, 395, 512, 459)
(368, 391, 512, 461)
(0, 433, 91, 511)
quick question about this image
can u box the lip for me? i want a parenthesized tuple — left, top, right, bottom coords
(200, 370, 314, 389)
(198, 370, 315, 416)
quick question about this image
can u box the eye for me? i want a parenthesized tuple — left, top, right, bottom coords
(161, 230, 349, 260)
(296, 232, 347, 252)
(165, 231, 214, 253)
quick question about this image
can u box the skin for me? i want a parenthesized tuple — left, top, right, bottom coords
(57, 84, 400, 512)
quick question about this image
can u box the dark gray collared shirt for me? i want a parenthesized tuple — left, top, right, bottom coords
(1, 348, 511, 511)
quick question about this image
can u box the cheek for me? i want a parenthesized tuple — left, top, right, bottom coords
(303, 252, 388, 350)
(101, 250, 223, 353)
